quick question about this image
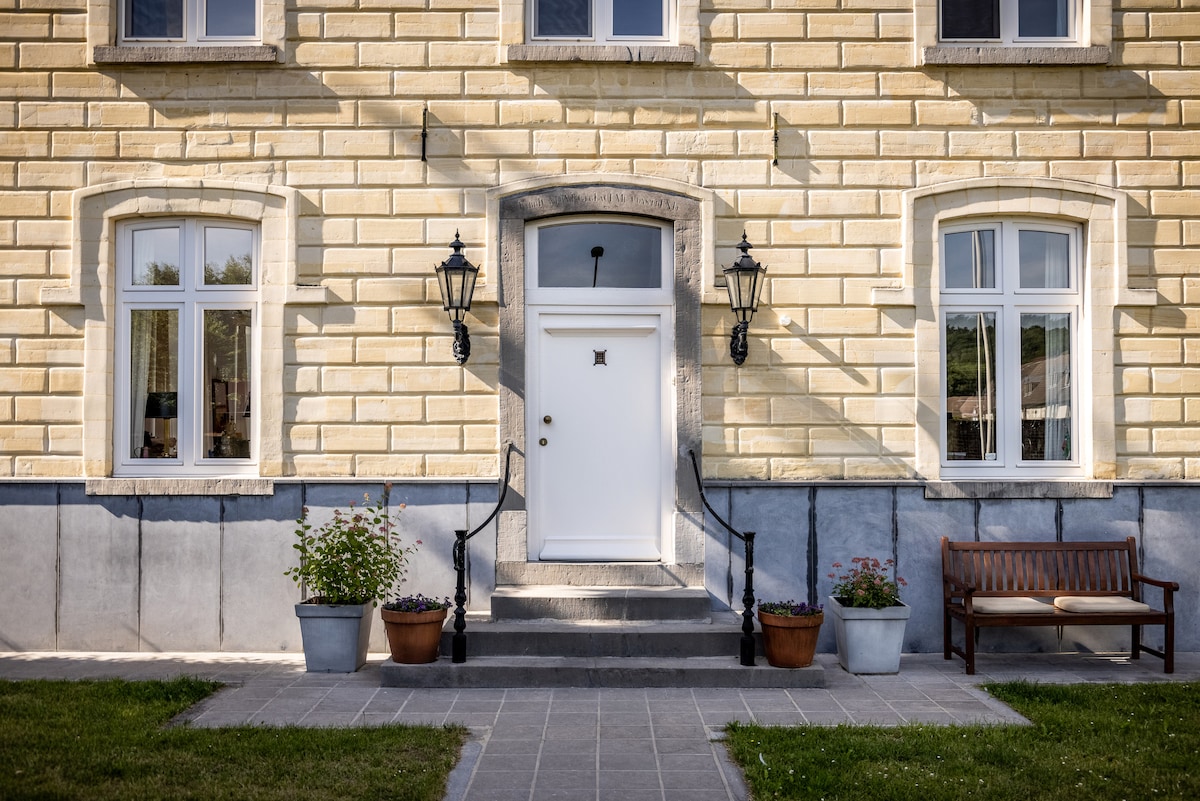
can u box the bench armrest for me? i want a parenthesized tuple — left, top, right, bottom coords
(942, 573, 975, 592)
(1133, 573, 1178, 614)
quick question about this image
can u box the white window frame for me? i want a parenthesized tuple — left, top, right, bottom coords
(527, 0, 673, 45)
(118, 0, 261, 46)
(939, 219, 1083, 479)
(114, 218, 260, 477)
(939, 0, 1080, 45)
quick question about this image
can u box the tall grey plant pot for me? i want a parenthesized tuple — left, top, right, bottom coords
(827, 596, 911, 674)
(295, 601, 374, 673)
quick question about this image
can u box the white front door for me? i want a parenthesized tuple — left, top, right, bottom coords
(525, 216, 675, 562)
(529, 311, 670, 561)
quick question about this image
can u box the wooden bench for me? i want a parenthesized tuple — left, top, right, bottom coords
(941, 537, 1177, 675)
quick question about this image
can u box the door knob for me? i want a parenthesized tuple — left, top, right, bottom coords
(539, 438, 548, 446)
(543, 415, 552, 424)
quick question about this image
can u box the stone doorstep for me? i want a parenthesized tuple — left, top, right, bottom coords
(490, 585, 713, 622)
(378, 655, 824, 689)
(439, 618, 762, 659)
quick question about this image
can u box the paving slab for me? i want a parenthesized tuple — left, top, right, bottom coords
(1, 650, 1197, 801)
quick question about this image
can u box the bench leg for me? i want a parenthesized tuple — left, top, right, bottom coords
(964, 623, 976, 675)
(1165, 616, 1175, 674)
(943, 610, 952, 660)
(1131, 624, 1140, 661)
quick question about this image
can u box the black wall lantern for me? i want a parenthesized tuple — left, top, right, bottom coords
(722, 232, 767, 366)
(435, 231, 479, 365)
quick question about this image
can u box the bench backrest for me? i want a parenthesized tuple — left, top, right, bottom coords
(941, 537, 1140, 598)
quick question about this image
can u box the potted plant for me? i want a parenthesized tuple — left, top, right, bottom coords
(286, 486, 418, 672)
(827, 556, 910, 674)
(380, 594, 452, 664)
(756, 599, 824, 668)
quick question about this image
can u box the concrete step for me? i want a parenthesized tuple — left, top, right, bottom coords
(378, 655, 824, 689)
(438, 619, 759, 659)
(490, 585, 712, 621)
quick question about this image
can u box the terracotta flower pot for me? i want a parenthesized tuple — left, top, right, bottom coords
(757, 610, 824, 668)
(381, 606, 448, 664)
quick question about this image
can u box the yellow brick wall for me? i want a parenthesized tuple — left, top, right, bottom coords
(0, 1, 1197, 480)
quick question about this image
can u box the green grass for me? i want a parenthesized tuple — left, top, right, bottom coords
(0, 677, 466, 801)
(725, 681, 1200, 801)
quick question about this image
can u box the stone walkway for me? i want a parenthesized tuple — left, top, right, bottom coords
(2, 650, 1196, 801)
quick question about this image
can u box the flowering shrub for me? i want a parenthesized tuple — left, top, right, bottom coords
(757, 599, 823, 617)
(829, 556, 907, 609)
(286, 486, 419, 606)
(383, 594, 452, 613)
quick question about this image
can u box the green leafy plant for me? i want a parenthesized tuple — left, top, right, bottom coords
(383, 594, 451, 613)
(757, 599, 823, 617)
(829, 556, 906, 609)
(286, 486, 418, 605)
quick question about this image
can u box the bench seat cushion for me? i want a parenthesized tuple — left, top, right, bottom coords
(969, 597, 1054, 614)
(1054, 596, 1152, 613)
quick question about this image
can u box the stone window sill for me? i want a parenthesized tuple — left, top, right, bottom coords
(87, 478, 274, 496)
(507, 45, 696, 64)
(924, 481, 1113, 500)
(922, 45, 1109, 66)
(94, 45, 279, 64)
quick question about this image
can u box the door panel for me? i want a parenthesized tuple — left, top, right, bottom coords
(530, 312, 667, 561)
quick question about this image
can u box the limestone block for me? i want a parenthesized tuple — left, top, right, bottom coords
(394, 11, 464, 38)
(842, 43, 914, 69)
(809, 366, 880, 394)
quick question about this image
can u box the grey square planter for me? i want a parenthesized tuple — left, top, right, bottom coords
(294, 601, 373, 672)
(827, 596, 911, 674)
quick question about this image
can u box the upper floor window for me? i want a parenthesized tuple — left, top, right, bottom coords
(121, 0, 258, 44)
(941, 0, 1076, 44)
(531, 0, 669, 43)
(940, 220, 1081, 477)
(115, 219, 259, 476)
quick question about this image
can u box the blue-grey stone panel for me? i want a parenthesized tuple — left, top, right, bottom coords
(730, 485, 810, 608)
(140, 495, 222, 651)
(1142, 488, 1199, 652)
(977, 499, 1058, 541)
(814, 487, 894, 652)
(1062, 487, 1140, 542)
(57, 485, 140, 651)
(221, 486, 304, 651)
(390, 483, 469, 604)
(897, 489, 975, 652)
(702, 487, 734, 611)
(0, 484, 58, 650)
(465, 482, 500, 611)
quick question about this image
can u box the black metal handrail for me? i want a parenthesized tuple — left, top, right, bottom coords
(688, 449, 757, 667)
(451, 441, 515, 663)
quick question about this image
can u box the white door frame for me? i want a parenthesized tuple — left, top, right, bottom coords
(524, 217, 676, 562)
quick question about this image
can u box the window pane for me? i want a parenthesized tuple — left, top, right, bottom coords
(1021, 313, 1072, 461)
(126, 0, 184, 38)
(613, 0, 663, 37)
(132, 227, 181, 286)
(205, 0, 256, 37)
(130, 309, 179, 459)
(1018, 0, 1069, 38)
(204, 309, 253, 459)
(538, 222, 662, 288)
(535, 0, 590, 37)
(1018, 230, 1070, 289)
(204, 227, 254, 285)
(941, 0, 999, 39)
(945, 312, 997, 461)
(943, 230, 995, 289)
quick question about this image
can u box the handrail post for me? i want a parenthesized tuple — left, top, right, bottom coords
(687, 449, 756, 667)
(740, 532, 756, 667)
(449, 442, 514, 665)
(451, 529, 468, 663)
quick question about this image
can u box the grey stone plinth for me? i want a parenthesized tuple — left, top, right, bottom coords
(443, 619, 760, 659)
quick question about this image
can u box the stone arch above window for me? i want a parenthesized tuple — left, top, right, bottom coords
(54, 180, 320, 482)
(879, 177, 1155, 482)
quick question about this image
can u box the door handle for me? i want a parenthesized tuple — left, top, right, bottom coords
(543, 415, 552, 424)
(539, 438, 548, 446)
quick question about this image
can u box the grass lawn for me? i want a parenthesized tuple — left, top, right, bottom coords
(725, 681, 1199, 801)
(0, 677, 466, 801)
